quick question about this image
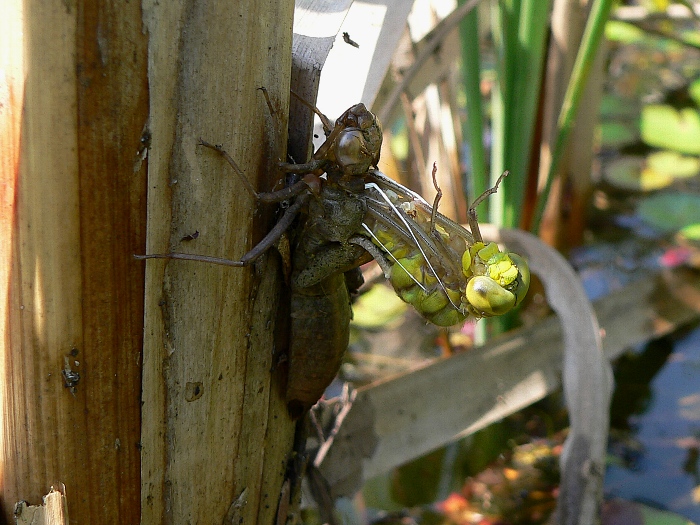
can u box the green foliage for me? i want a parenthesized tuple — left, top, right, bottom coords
(637, 192, 700, 232)
(604, 152, 700, 191)
(690, 78, 700, 107)
(459, 0, 552, 227)
(641, 105, 700, 154)
(351, 283, 406, 329)
(461, 0, 616, 232)
(605, 20, 646, 44)
(604, 156, 672, 191)
(599, 121, 638, 149)
(599, 93, 639, 120)
(532, 0, 616, 232)
(679, 223, 700, 242)
(646, 150, 700, 178)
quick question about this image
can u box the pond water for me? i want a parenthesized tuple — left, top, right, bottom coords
(606, 324, 700, 523)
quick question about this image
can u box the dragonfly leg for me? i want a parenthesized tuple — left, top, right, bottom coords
(467, 170, 510, 243)
(198, 140, 311, 203)
(429, 162, 442, 237)
(348, 235, 392, 279)
(135, 194, 308, 267)
(278, 158, 328, 175)
(290, 90, 334, 135)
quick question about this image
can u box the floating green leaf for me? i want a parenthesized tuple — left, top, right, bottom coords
(389, 129, 409, 162)
(599, 121, 637, 149)
(638, 502, 695, 525)
(603, 156, 672, 191)
(641, 105, 700, 154)
(679, 223, 700, 242)
(682, 29, 700, 48)
(350, 283, 406, 329)
(646, 151, 700, 179)
(637, 192, 700, 232)
(599, 94, 638, 120)
(605, 20, 645, 44)
(690, 78, 700, 108)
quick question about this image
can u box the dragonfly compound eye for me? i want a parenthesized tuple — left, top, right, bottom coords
(332, 105, 382, 176)
(504, 252, 530, 306)
(335, 129, 371, 175)
(465, 252, 530, 317)
(466, 276, 517, 316)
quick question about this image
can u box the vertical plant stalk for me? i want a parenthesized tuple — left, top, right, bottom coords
(489, 0, 551, 228)
(507, 0, 552, 223)
(459, 2, 489, 207)
(468, 1, 549, 336)
(488, 0, 514, 226)
(534, 0, 608, 248)
(531, 0, 615, 234)
(529, 0, 586, 242)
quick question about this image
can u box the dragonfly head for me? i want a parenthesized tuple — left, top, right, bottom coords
(463, 243, 530, 317)
(332, 104, 383, 176)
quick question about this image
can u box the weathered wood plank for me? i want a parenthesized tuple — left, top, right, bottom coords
(1, 0, 147, 521)
(291, 0, 415, 156)
(372, 2, 463, 127)
(314, 0, 416, 118)
(320, 267, 700, 485)
(140, 1, 295, 524)
(290, 0, 354, 161)
(15, 487, 69, 525)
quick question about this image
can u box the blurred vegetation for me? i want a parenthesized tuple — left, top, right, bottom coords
(349, 1, 700, 524)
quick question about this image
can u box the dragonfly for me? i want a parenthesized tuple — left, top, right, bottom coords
(359, 166, 530, 327)
(283, 95, 530, 326)
(136, 95, 530, 415)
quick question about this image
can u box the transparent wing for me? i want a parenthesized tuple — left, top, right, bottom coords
(360, 170, 530, 326)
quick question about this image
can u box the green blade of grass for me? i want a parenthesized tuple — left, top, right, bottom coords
(459, 1, 488, 209)
(531, 0, 615, 233)
(489, 0, 519, 226)
(490, 0, 551, 228)
(506, 0, 551, 223)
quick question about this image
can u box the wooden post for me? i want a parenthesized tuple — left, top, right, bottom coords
(1, 0, 148, 522)
(140, 1, 296, 524)
(1, 0, 295, 523)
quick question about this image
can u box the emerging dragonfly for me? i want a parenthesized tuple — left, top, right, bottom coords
(283, 96, 530, 327)
(360, 166, 529, 326)
(136, 95, 530, 414)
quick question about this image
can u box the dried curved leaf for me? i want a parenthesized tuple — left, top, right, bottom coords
(481, 225, 612, 525)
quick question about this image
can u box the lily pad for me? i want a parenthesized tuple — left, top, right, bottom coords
(638, 503, 695, 525)
(679, 223, 700, 242)
(679, 28, 700, 48)
(605, 20, 645, 44)
(690, 78, 700, 108)
(599, 94, 638, 120)
(646, 151, 700, 179)
(351, 283, 407, 329)
(641, 105, 700, 155)
(603, 498, 696, 525)
(599, 121, 638, 149)
(603, 156, 672, 191)
(637, 192, 700, 232)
